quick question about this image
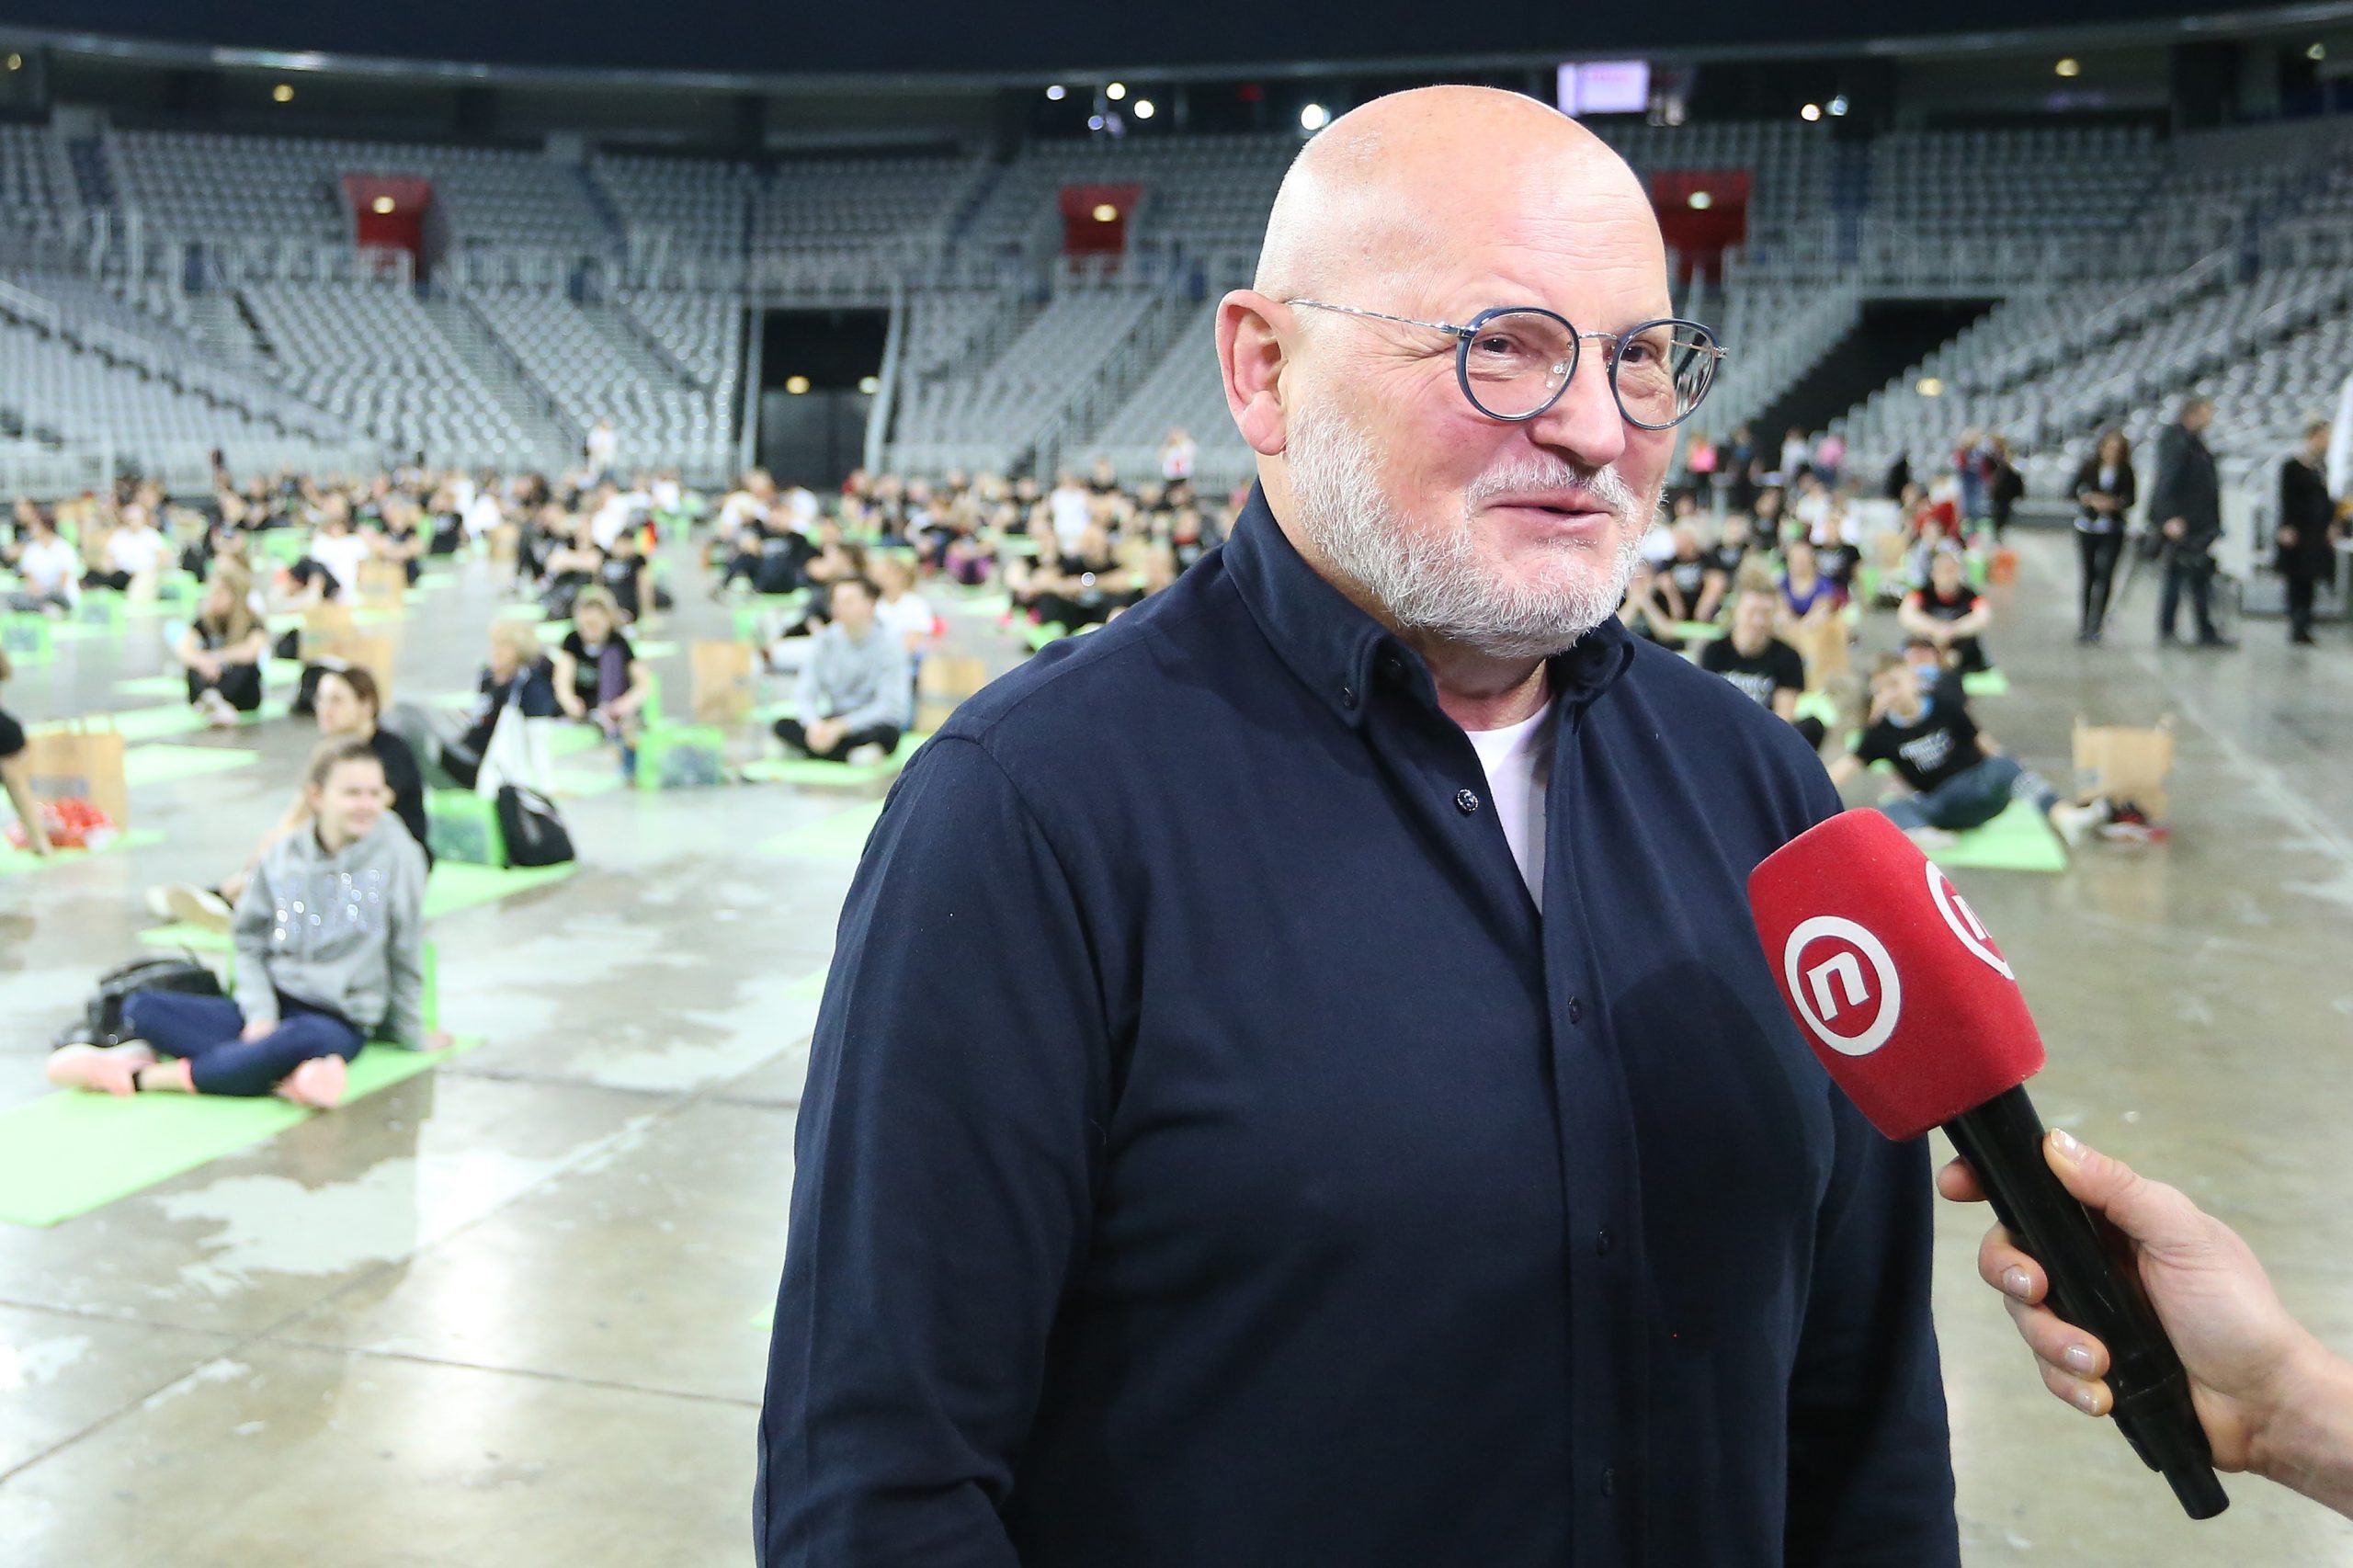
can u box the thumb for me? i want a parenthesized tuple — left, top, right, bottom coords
(2045, 1131, 2203, 1255)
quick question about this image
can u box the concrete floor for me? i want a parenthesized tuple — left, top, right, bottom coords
(1, 529, 2349, 1565)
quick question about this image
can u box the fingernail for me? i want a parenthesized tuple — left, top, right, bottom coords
(2051, 1129, 2085, 1163)
(2002, 1267, 2034, 1300)
(2074, 1386, 2102, 1415)
(2063, 1344, 2098, 1374)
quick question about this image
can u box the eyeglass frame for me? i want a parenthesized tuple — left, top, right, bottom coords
(1283, 298, 1727, 431)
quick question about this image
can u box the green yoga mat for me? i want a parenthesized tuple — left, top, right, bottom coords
(0, 1036, 486, 1227)
(35, 704, 265, 744)
(741, 733, 927, 788)
(758, 800, 885, 861)
(494, 603, 547, 621)
(1961, 669, 2010, 698)
(124, 745, 263, 788)
(1924, 798, 2068, 874)
(551, 767, 626, 799)
(1674, 620, 1727, 642)
(422, 860, 577, 918)
(117, 660, 304, 699)
(0, 828, 167, 878)
(544, 724, 605, 758)
(941, 593, 1012, 619)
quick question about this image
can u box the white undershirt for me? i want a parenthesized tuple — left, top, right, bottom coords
(1463, 698, 1556, 911)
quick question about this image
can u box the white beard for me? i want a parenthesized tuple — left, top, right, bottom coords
(1284, 402, 1654, 660)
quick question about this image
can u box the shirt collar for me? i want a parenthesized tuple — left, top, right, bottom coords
(1222, 483, 1636, 730)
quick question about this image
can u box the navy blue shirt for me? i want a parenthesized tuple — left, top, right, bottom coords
(758, 487, 1957, 1568)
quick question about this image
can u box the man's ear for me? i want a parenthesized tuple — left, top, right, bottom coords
(1217, 290, 1291, 458)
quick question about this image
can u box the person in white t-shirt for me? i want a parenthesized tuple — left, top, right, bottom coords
(585, 417, 619, 482)
(463, 489, 505, 543)
(871, 554, 935, 655)
(1048, 472, 1095, 551)
(1160, 426, 1198, 483)
(306, 508, 374, 597)
(85, 505, 171, 591)
(8, 509, 82, 613)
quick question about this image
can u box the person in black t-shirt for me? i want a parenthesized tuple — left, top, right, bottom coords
(1813, 509, 1861, 599)
(553, 590, 651, 752)
(1654, 521, 1725, 626)
(1700, 585, 1822, 749)
(596, 527, 653, 626)
(439, 620, 561, 790)
(1830, 656, 2104, 846)
(1897, 550, 1993, 673)
(1709, 513, 1755, 582)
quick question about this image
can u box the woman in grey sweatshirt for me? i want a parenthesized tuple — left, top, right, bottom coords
(47, 737, 438, 1108)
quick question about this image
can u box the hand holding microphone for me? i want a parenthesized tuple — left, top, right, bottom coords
(1747, 810, 2229, 1518)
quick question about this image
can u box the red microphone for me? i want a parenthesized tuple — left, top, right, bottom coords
(1748, 810, 2227, 1521)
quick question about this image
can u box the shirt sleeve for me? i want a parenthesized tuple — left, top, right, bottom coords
(1772, 643, 1807, 695)
(231, 863, 280, 1032)
(1783, 1090, 1960, 1565)
(756, 737, 1107, 1567)
(381, 832, 427, 1045)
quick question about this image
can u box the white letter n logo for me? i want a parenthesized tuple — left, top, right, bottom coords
(1805, 951, 1870, 1019)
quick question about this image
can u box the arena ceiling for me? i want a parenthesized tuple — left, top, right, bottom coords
(0, 0, 2343, 81)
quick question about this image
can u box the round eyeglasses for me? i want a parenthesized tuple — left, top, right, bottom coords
(1286, 299, 1725, 430)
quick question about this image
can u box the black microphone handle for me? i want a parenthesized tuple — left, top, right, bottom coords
(1943, 1085, 2230, 1520)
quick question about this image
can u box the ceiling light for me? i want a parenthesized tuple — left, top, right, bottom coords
(1688, 190, 1713, 210)
(370, 195, 395, 214)
(1092, 203, 1118, 222)
(2055, 57, 2081, 77)
(2308, 42, 2328, 62)
(1106, 82, 1127, 101)
(272, 83, 295, 103)
(1917, 377, 1945, 397)
(857, 375, 880, 394)
(4, 53, 22, 72)
(785, 375, 811, 395)
(1132, 98, 1155, 120)
(1800, 102, 1822, 121)
(1827, 95, 1849, 117)
(1300, 102, 1330, 131)
(1086, 114, 1105, 131)
(1045, 84, 1066, 101)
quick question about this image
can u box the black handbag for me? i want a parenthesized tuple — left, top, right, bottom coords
(55, 953, 223, 1050)
(495, 784, 575, 868)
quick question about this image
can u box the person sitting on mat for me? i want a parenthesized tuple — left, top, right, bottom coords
(1898, 547, 1994, 674)
(1653, 520, 1723, 627)
(1828, 655, 2106, 849)
(6, 506, 81, 615)
(773, 575, 911, 766)
(1775, 536, 1844, 631)
(1701, 582, 1824, 751)
(0, 648, 52, 856)
(83, 503, 170, 593)
(438, 619, 561, 790)
(176, 573, 268, 728)
(552, 589, 651, 772)
(51, 738, 446, 1108)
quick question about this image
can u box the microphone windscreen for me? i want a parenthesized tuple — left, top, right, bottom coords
(1746, 810, 2046, 1141)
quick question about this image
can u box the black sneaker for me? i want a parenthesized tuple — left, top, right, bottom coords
(2195, 633, 2238, 650)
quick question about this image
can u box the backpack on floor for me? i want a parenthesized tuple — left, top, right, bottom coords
(495, 784, 575, 868)
(55, 952, 223, 1050)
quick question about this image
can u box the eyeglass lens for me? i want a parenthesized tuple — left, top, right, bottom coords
(1461, 312, 1717, 427)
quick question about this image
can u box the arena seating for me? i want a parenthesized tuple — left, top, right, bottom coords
(0, 112, 2347, 495)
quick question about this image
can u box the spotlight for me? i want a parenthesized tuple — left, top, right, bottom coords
(785, 375, 811, 395)
(1092, 202, 1118, 222)
(370, 195, 395, 215)
(1106, 82, 1127, 101)
(1300, 101, 1330, 131)
(2055, 57, 2081, 77)
(1688, 190, 1713, 210)
(1827, 95, 1849, 117)
(1086, 114, 1105, 131)
(2309, 42, 2328, 62)
(4, 53, 21, 72)
(1045, 84, 1066, 101)
(272, 82, 295, 103)
(1800, 102, 1822, 121)
(1133, 97, 1155, 120)
(857, 375, 880, 395)
(1916, 377, 1945, 398)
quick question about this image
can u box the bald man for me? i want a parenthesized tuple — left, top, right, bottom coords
(759, 87, 1958, 1566)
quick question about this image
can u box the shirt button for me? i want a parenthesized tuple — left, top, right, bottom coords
(1339, 683, 1358, 710)
(1600, 1466, 1618, 1499)
(1380, 654, 1404, 682)
(1596, 1226, 1614, 1256)
(1454, 788, 1480, 814)
(1567, 996, 1584, 1025)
